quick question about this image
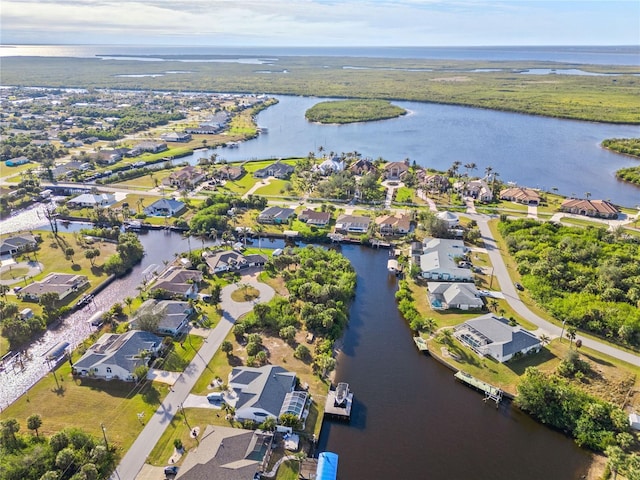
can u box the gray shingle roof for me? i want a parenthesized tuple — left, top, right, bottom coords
(229, 365, 296, 418)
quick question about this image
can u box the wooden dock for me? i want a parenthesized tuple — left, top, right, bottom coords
(324, 383, 353, 421)
(413, 336, 430, 353)
(454, 371, 503, 406)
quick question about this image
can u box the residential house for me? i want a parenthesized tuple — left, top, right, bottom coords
(126, 141, 167, 157)
(216, 164, 245, 181)
(253, 160, 295, 179)
(66, 193, 116, 209)
(72, 330, 163, 381)
(382, 161, 409, 180)
(94, 148, 129, 165)
(500, 187, 541, 206)
(1, 234, 37, 256)
(149, 267, 202, 299)
(454, 314, 542, 363)
(163, 166, 206, 189)
(131, 299, 193, 336)
(52, 161, 85, 179)
(298, 209, 331, 227)
(560, 198, 619, 219)
(161, 131, 192, 142)
(5, 156, 30, 167)
(203, 250, 247, 274)
(258, 206, 295, 224)
(461, 179, 493, 202)
(349, 158, 377, 176)
(427, 282, 483, 310)
(317, 156, 345, 175)
(244, 254, 268, 268)
(418, 237, 472, 282)
(375, 213, 411, 235)
(175, 425, 272, 480)
(436, 211, 459, 228)
(422, 174, 450, 193)
(335, 214, 371, 233)
(227, 365, 302, 422)
(144, 198, 186, 217)
(19, 273, 89, 301)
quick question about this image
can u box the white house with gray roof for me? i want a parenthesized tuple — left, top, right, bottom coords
(427, 282, 483, 310)
(454, 314, 542, 363)
(419, 237, 472, 282)
(73, 330, 163, 381)
(131, 299, 193, 336)
(226, 365, 297, 422)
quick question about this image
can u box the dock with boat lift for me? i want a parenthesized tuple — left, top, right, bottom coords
(324, 382, 353, 421)
(413, 336, 430, 353)
(454, 371, 503, 407)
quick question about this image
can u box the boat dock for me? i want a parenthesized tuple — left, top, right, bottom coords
(454, 371, 503, 406)
(324, 382, 353, 421)
(413, 336, 430, 353)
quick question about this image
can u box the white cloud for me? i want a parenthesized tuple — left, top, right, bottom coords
(2, 0, 639, 45)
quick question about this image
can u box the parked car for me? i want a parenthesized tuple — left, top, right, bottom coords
(514, 282, 524, 291)
(207, 392, 223, 403)
(164, 465, 178, 477)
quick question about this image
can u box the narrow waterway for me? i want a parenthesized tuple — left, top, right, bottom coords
(318, 245, 590, 479)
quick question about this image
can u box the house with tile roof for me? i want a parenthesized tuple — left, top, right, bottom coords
(382, 161, 409, 180)
(560, 198, 619, 219)
(500, 186, 541, 205)
(73, 330, 163, 381)
(163, 166, 206, 189)
(375, 213, 411, 235)
(454, 314, 542, 363)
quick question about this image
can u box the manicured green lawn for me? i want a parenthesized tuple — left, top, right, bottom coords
(253, 179, 292, 196)
(156, 335, 205, 372)
(275, 460, 300, 480)
(0, 361, 169, 453)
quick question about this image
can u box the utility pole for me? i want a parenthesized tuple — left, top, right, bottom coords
(100, 423, 109, 450)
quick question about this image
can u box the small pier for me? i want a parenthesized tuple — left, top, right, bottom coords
(413, 336, 430, 353)
(324, 382, 353, 421)
(454, 371, 503, 407)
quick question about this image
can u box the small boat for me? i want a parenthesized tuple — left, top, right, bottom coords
(334, 382, 350, 407)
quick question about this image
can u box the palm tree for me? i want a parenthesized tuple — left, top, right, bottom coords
(585, 191, 591, 199)
(464, 162, 477, 178)
(566, 326, 577, 349)
(538, 334, 551, 347)
(124, 296, 134, 314)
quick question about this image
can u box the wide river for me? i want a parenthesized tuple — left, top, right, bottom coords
(181, 95, 640, 208)
(318, 245, 590, 479)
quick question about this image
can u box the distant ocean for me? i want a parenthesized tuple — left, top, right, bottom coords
(1, 44, 639, 66)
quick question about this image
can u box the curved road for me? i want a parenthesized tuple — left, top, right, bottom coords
(111, 275, 274, 480)
(473, 215, 640, 367)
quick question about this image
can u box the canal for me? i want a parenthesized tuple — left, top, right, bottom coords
(318, 245, 590, 479)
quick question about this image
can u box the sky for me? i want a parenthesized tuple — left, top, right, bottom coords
(2, 0, 639, 46)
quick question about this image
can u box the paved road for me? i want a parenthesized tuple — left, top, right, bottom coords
(111, 275, 274, 480)
(473, 215, 640, 367)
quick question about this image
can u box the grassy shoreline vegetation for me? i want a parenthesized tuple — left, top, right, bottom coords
(603, 138, 640, 186)
(3, 56, 640, 124)
(305, 99, 406, 124)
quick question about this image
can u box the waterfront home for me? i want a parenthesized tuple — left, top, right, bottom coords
(126, 141, 167, 157)
(335, 214, 372, 233)
(257, 206, 295, 224)
(375, 213, 411, 235)
(418, 237, 472, 282)
(144, 198, 186, 217)
(422, 174, 450, 193)
(382, 161, 409, 180)
(349, 158, 376, 176)
(216, 164, 245, 181)
(0, 233, 37, 256)
(161, 131, 192, 142)
(175, 425, 272, 480)
(72, 330, 163, 381)
(317, 156, 345, 175)
(203, 250, 247, 274)
(298, 209, 331, 227)
(94, 148, 130, 165)
(454, 314, 542, 363)
(427, 282, 483, 310)
(5, 156, 30, 167)
(244, 253, 269, 268)
(460, 179, 493, 202)
(226, 365, 304, 423)
(131, 299, 193, 336)
(560, 198, 619, 219)
(149, 267, 202, 299)
(163, 166, 206, 189)
(66, 192, 116, 209)
(19, 273, 89, 302)
(500, 186, 541, 206)
(253, 160, 295, 179)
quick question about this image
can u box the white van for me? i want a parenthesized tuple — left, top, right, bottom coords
(206, 392, 223, 403)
